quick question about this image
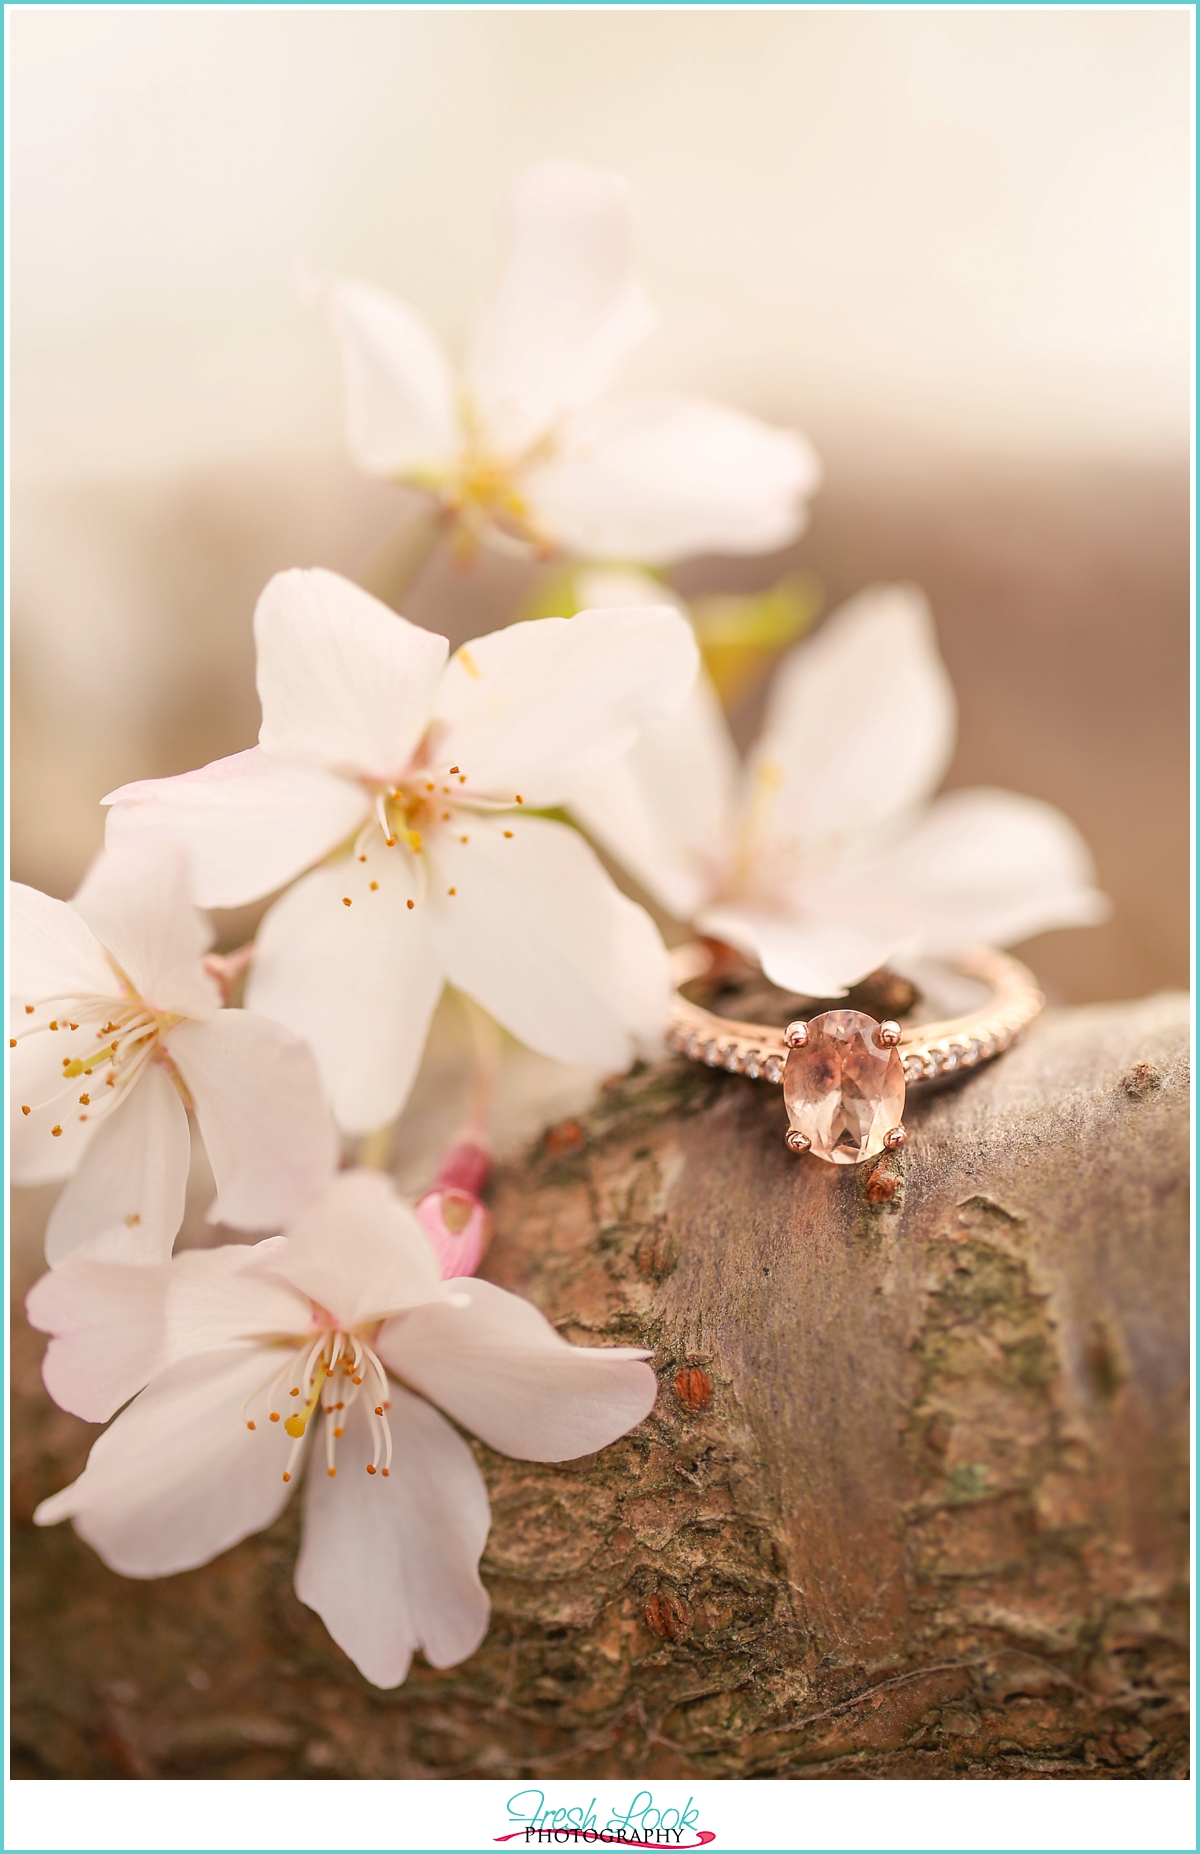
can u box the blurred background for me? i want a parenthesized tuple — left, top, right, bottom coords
(10, 6, 1191, 1007)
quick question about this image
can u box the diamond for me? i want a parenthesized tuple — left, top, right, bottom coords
(722, 1043, 741, 1073)
(782, 1009, 906, 1166)
(762, 1054, 784, 1084)
(743, 1051, 762, 1080)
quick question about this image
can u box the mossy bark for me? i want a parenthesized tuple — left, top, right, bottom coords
(11, 996, 1189, 1779)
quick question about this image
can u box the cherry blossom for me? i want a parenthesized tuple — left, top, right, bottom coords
(29, 1169, 657, 1689)
(568, 581, 1108, 997)
(104, 567, 695, 1133)
(326, 162, 820, 563)
(10, 841, 337, 1266)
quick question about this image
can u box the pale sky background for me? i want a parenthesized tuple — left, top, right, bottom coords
(8, 6, 1193, 481)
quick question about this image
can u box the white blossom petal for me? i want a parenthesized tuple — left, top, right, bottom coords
(568, 672, 737, 919)
(9, 884, 121, 1006)
(748, 586, 956, 868)
(431, 608, 698, 808)
(246, 850, 443, 1135)
(27, 1242, 313, 1423)
(34, 1347, 296, 1577)
(380, 1278, 656, 1461)
(466, 162, 655, 456)
(696, 898, 904, 1000)
(525, 394, 820, 564)
(294, 1385, 490, 1688)
(10, 1020, 103, 1184)
(572, 566, 686, 616)
(70, 842, 219, 1021)
(44, 1060, 192, 1267)
(328, 277, 460, 476)
(104, 747, 369, 911)
(255, 569, 448, 783)
(809, 787, 1111, 957)
(426, 815, 669, 1070)
(274, 1171, 442, 1330)
(165, 1012, 338, 1233)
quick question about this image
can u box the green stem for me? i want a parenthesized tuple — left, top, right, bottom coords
(356, 1123, 396, 1172)
(460, 994, 502, 1146)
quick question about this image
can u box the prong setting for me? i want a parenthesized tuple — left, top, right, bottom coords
(876, 1020, 902, 1047)
(785, 1020, 808, 1049)
(883, 1125, 907, 1150)
(785, 1128, 811, 1155)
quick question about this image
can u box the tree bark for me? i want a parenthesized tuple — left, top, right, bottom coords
(11, 995, 1189, 1779)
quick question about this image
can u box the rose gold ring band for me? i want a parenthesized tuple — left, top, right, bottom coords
(667, 943, 1044, 1089)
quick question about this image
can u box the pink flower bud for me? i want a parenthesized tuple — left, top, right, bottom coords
(415, 1139, 493, 1279)
(415, 1189, 491, 1280)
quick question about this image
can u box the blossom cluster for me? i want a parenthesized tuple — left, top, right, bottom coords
(12, 163, 1105, 1689)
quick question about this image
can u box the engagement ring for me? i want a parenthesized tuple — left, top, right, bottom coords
(667, 943, 1044, 1166)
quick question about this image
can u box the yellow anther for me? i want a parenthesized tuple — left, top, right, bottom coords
(284, 1360, 328, 1439)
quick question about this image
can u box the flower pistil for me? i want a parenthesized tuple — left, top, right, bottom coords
(242, 1321, 395, 1483)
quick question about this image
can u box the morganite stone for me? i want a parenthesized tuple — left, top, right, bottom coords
(783, 1009, 905, 1166)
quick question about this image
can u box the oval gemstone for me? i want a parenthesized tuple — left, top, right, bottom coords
(783, 1010, 905, 1165)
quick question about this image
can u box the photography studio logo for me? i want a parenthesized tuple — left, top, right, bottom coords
(496, 1790, 715, 1848)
